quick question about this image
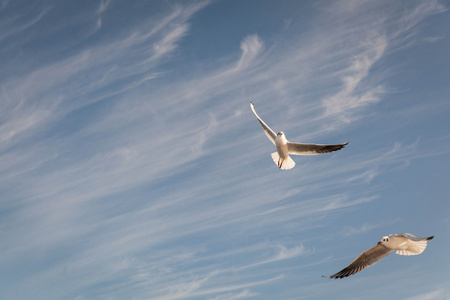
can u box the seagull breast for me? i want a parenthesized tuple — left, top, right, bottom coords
(275, 133, 289, 158)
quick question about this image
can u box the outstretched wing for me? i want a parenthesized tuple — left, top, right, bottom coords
(393, 233, 434, 256)
(250, 102, 277, 145)
(396, 233, 434, 242)
(324, 244, 393, 279)
(288, 142, 348, 155)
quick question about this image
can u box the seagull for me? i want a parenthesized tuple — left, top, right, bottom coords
(250, 102, 348, 170)
(323, 233, 434, 279)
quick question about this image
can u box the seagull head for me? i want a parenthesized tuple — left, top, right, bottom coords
(378, 236, 390, 245)
(277, 131, 285, 137)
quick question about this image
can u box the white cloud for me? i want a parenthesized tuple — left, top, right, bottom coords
(234, 245, 310, 272)
(152, 24, 189, 59)
(97, 0, 110, 14)
(235, 34, 264, 71)
(405, 289, 448, 300)
(211, 289, 258, 300)
(342, 219, 399, 237)
(395, 1, 447, 36)
(158, 271, 219, 300)
(0, 3, 206, 152)
(0, 7, 47, 41)
(158, 275, 283, 300)
(322, 35, 387, 121)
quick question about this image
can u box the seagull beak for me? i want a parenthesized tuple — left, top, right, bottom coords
(377, 241, 382, 245)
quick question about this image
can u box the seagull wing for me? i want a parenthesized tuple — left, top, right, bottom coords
(324, 244, 393, 279)
(396, 233, 434, 242)
(393, 234, 434, 256)
(250, 102, 277, 145)
(288, 142, 348, 155)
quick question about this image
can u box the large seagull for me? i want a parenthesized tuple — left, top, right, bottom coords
(250, 102, 348, 170)
(324, 233, 434, 279)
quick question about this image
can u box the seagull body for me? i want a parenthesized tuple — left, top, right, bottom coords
(324, 233, 434, 279)
(250, 102, 348, 169)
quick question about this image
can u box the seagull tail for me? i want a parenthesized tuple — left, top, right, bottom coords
(271, 152, 295, 170)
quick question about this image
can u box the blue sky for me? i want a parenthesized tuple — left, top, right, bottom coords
(1, 0, 450, 299)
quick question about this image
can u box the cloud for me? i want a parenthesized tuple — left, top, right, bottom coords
(0, 7, 47, 41)
(0, 2, 207, 151)
(405, 289, 448, 300)
(342, 219, 400, 236)
(152, 24, 189, 59)
(394, 1, 447, 37)
(234, 34, 264, 71)
(211, 289, 258, 300)
(322, 35, 387, 121)
(0, 0, 8, 11)
(158, 271, 219, 300)
(158, 275, 283, 300)
(234, 245, 310, 272)
(97, 0, 110, 14)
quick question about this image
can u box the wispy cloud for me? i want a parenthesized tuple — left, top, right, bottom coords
(0, 2, 207, 150)
(405, 288, 449, 300)
(158, 274, 283, 300)
(342, 219, 400, 236)
(152, 24, 189, 60)
(97, 0, 110, 15)
(234, 34, 264, 71)
(322, 35, 387, 121)
(211, 289, 259, 300)
(233, 245, 310, 272)
(0, 7, 47, 41)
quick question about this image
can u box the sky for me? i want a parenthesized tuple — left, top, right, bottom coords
(1, 0, 450, 299)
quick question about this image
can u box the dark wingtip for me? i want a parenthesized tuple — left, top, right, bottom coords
(426, 236, 434, 241)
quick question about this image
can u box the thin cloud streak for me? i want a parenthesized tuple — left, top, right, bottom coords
(97, 0, 110, 15)
(0, 7, 47, 41)
(405, 289, 449, 300)
(157, 274, 283, 300)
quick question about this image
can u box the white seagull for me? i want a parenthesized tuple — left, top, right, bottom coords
(324, 233, 434, 279)
(250, 102, 348, 170)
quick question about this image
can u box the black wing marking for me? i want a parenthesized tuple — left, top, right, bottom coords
(324, 244, 393, 279)
(288, 142, 348, 155)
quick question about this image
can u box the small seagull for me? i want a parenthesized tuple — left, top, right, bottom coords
(323, 233, 434, 279)
(250, 102, 348, 170)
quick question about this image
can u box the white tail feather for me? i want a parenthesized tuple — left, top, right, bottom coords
(271, 152, 295, 170)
